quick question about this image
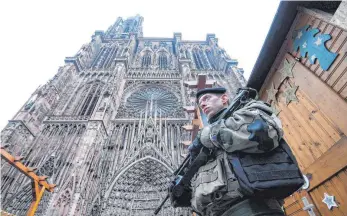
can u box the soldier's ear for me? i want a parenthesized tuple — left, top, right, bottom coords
(221, 94, 229, 105)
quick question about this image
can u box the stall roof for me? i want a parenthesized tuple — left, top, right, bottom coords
(247, 1, 341, 91)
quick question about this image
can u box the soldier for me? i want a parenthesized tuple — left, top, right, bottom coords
(188, 87, 288, 216)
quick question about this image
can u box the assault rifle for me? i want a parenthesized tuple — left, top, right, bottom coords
(154, 88, 258, 215)
(154, 147, 211, 215)
(153, 154, 190, 215)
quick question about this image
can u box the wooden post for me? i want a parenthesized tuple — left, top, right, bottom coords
(27, 181, 46, 216)
(183, 74, 215, 137)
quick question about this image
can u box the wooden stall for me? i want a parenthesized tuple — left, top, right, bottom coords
(248, 1, 347, 215)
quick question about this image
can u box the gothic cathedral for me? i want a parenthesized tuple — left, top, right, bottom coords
(1, 15, 246, 216)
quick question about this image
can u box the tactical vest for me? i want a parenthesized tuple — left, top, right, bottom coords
(191, 100, 304, 215)
(191, 151, 242, 215)
(191, 139, 304, 215)
(229, 138, 305, 199)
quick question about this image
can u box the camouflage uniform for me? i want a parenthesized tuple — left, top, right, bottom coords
(190, 100, 285, 216)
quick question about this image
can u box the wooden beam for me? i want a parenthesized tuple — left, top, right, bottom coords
(27, 167, 38, 173)
(192, 119, 201, 127)
(27, 183, 46, 216)
(182, 125, 194, 131)
(304, 136, 347, 191)
(197, 74, 207, 90)
(204, 80, 215, 88)
(183, 106, 195, 113)
(191, 125, 200, 140)
(183, 80, 198, 88)
(180, 141, 191, 146)
(0, 148, 56, 192)
(183, 80, 215, 89)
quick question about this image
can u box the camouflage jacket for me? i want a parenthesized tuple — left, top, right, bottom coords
(190, 100, 283, 215)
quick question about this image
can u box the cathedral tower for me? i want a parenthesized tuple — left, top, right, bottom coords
(1, 15, 246, 216)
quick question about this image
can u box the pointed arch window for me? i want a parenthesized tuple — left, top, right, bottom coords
(199, 49, 210, 69)
(158, 52, 168, 69)
(75, 82, 104, 116)
(123, 26, 130, 33)
(123, 19, 135, 33)
(141, 52, 152, 68)
(116, 47, 124, 57)
(91, 47, 106, 69)
(123, 21, 131, 33)
(206, 49, 217, 70)
(192, 48, 204, 70)
(185, 50, 191, 60)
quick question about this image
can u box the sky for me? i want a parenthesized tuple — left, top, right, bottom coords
(0, 0, 280, 131)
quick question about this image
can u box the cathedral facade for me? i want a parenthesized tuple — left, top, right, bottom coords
(1, 15, 245, 216)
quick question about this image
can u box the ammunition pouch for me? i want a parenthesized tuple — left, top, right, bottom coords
(229, 138, 305, 199)
(191, 151, 242, 214)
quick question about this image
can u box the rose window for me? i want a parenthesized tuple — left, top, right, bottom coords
(125, 87, 180, 116)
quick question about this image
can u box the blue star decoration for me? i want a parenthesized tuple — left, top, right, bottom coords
(293, 25, 338, 71)
(322, 193, 338, 210)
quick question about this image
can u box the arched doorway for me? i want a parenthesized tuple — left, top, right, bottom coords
(103, 156, 190, 216)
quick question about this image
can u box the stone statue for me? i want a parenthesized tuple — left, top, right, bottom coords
(98, 93, 110, 111)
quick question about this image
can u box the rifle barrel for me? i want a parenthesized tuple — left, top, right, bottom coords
(174, 154, 190, 175)
(154, 194, 170, 215)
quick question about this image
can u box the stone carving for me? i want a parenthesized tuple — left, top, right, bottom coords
(98, 92, 111, 111)
(182, 63, 190, 78)
(219, 48, 231, 60)
(115, 63, 124, 74)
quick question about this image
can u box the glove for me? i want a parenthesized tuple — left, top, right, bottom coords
(169, 177, 192, 207)
(170, 189, 192, 207)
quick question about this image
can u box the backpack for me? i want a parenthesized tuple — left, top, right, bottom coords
(228, 138, 305, 199)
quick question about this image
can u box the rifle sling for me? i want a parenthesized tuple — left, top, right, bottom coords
(181, 147, 210, 186)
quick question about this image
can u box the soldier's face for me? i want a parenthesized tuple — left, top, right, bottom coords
(198, 93, 228, 119)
